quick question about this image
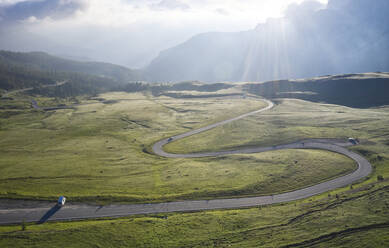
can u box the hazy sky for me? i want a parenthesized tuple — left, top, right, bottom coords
(0, 0, 328, 68)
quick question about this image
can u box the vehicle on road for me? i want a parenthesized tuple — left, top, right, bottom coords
(168, 137, 173, 142)
(58, 196, 66, 206)
(348, 138, 358, 145)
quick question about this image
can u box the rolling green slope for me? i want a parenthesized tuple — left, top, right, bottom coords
(0, 62, 59, 90)
(0, 50, 143, 83)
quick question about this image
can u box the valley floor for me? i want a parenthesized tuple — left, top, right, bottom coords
(0, 87, 388, 247)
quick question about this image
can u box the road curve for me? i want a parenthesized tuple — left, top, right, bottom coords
(0, 98, 372, 224)
(152, 98, 372, 200)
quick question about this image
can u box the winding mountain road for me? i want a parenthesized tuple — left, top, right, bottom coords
(0, 98, 372, 224)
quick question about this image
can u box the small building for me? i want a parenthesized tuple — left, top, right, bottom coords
(58, 196, 66, 206)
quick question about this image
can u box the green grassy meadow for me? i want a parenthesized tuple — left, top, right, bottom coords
(1, 183, 388, 247)
(164, 98, 389, 187)
(164, 98, 389, 154)
(0, 92, 358, 203)
(1, 88, 389, 247)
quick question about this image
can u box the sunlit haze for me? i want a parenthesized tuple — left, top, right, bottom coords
(0, 0, 328, 67)
(1, 1, 389, 244)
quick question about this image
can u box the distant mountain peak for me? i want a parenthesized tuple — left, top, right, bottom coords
(145, 0, 389, 83)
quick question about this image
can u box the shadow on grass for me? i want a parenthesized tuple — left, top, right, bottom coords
(37, 204, 61, 224)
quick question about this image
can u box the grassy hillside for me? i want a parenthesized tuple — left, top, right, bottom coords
(0, 84, 388, 246)
(0, 50, 149, 98)
(163, 97, 389, 198)
(0, 63, 60, 91)
(245, 73, 389, 108)
(0, 92, 357, 203)
(0, 62, 126, 97)
(0, 51, 238, 99)
(1, 179, 388, 247)
(0, 50, 143, 82)
(165, 97, 389, 154)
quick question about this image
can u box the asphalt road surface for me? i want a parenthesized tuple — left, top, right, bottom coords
(0, 98, 372, 224)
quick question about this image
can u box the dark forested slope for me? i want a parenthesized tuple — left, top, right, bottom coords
(245, 73, 389, 108)
(0, 51, 143, 82)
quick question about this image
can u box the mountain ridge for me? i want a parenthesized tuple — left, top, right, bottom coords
(145, 0, 389, 83)
(0, 50, 144, 83)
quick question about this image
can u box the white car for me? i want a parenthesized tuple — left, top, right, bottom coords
(58, 196, 66, 206)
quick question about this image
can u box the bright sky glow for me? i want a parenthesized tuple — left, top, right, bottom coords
(40, 0, 329, 30)
(0, 0, 329, 67)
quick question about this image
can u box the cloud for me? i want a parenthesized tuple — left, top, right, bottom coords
(0, 0, 87, 24)
(215, 8, 229, 16)
(0, 0, 30, 6)
(0, 0, 330, 68)
(150, 0, 190, 11)
(285, 0, 325, 18)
